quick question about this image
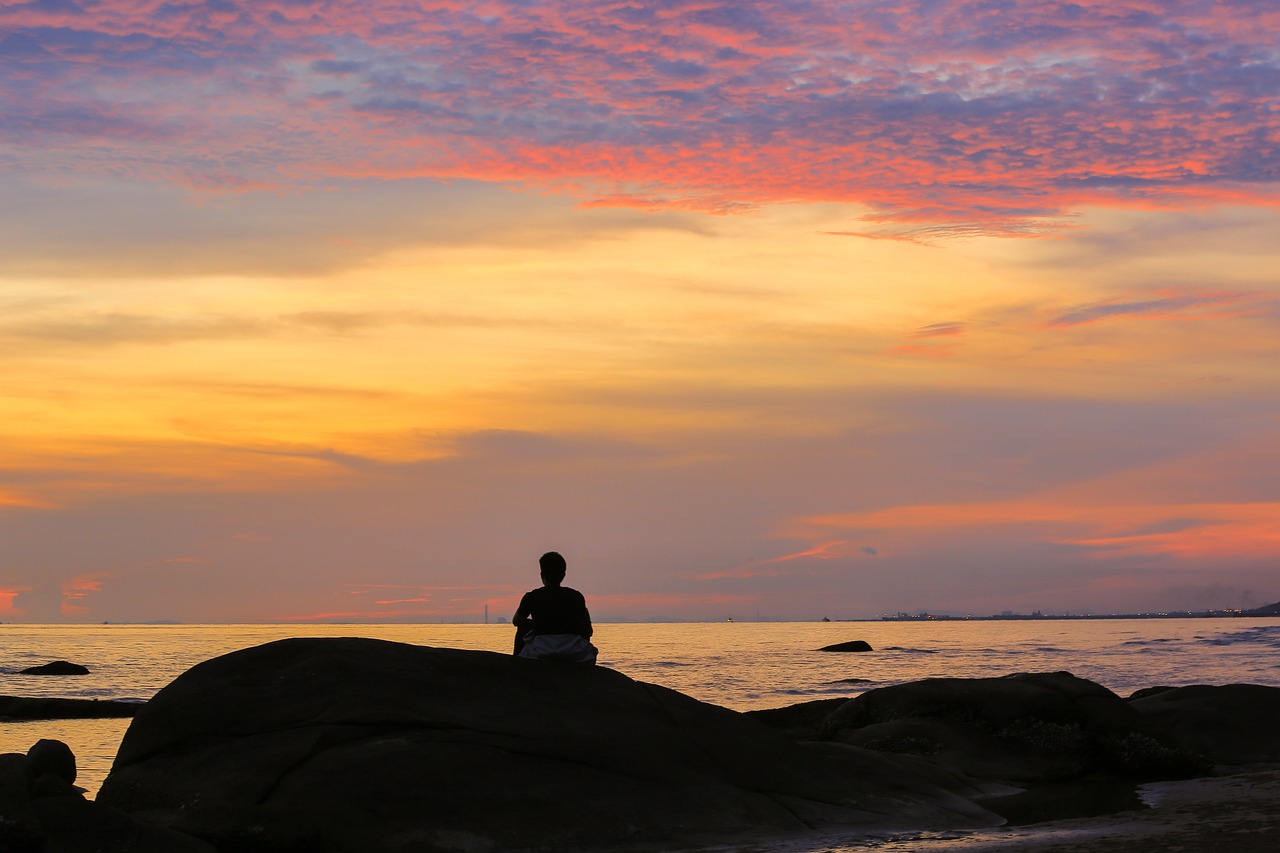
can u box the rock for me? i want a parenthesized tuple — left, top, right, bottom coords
(27, 739, 76, 787)
(0, 753, 43, 853)
(0, 741, 213, 853)
(18, 661, 89, 675)
(818, 672, 1208, 791)
(0, 695, 140, 721)
(99, 638, 999, 853)
(818, 640, 873, 652)
(33, 796, 217, 853)
(1129, 684, 1280, 765)
(747, 696, 851, 741)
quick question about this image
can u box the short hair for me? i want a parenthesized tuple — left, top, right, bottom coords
(539, 551, 567, 578)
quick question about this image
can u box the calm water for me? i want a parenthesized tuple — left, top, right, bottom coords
(3, 618, 1279, 800)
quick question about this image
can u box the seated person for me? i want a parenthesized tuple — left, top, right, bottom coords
(512, 551, 597, 664)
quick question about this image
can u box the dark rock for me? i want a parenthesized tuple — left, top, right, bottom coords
(0, 753, 44, 853)
(819, 672, 1208, 790)
(99, 638, 999, 853)
(1129, 684, 1280, 765)
(0, 695, 140, 721)
(19, 661, 89, 675)
(27, 739, 76, 786)
(747, 696, 852, 741)
(1128, 685, 1176, 700)
(33, 796, 218, 853)
(1, 742, 215, 853)
(30, 772, 83, 799)
(818, 640, 874, 652)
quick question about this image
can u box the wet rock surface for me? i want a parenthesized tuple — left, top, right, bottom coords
(0, 695, 140, 721)
(817, 640, 874, 652)
(18, 661, 90, 675)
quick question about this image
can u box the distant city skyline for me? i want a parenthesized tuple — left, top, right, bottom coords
(2, 1, 1278, 623)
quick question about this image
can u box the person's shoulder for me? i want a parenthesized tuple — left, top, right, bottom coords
(560, 586, 585, 600)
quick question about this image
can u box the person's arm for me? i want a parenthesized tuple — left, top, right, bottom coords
(578, 591, 593, 639)
(512, 594, 531, 629)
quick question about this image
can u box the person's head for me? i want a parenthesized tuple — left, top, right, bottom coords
(539, 551, 567, 587)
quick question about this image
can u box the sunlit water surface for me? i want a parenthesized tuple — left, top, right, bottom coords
(3, 619, 1278, 817)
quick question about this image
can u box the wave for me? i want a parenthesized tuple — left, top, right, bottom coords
(1198, 626, 1280, 647)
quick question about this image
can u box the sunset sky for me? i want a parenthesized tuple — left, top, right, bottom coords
(2, 0, 1278, 623)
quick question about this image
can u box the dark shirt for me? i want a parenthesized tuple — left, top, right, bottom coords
(516, 585, 592, 639)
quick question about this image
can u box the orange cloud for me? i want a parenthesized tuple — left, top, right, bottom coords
(693, 540, 857, 580)
(802, 500, 1280, 562)
(60, 573, 112, 617)
(0, 587, 28, 616)
(0, 490, 55, 510)
(587, 592, 758, 609)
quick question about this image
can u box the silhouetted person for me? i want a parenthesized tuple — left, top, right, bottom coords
(512, 551, 597, 664)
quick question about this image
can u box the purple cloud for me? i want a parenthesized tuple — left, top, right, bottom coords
(1, 1, 1278, 224)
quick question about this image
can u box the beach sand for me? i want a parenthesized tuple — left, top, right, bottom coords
(850, 766, 1280, 853)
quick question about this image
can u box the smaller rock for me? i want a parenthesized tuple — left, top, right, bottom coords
(0, 753, 43, 853)
(818, 640, 874, 652)
(0, 695, 139, 721)
(19, 661, 89, 676)
(27, 739, 75, 786)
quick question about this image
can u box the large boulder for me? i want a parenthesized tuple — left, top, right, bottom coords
(1128, 684, 1280, 765)
(98, 638, 998, 853)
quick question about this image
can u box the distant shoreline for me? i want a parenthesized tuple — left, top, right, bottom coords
(872, 610, 1273, 622)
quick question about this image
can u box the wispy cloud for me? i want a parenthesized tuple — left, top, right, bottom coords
(1048, 292, 1262, 326)
(802, 499, 1280, 562)
(693, 540, 861, 579)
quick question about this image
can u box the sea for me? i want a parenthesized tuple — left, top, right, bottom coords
(3, 617, 1279, 815)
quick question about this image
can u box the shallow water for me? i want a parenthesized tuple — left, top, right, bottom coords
(3, 618, 1278, 806)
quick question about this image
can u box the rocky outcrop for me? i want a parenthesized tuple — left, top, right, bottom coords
(97, 638, 999, 853)
(816, 672, 1206, 784)
(0, 739, 213, 853)
(1128, 683, 1280, 765)
(747, 672, 1219, 825)
(18, 660, 89, 675)
(0, 695, 140, 721)
(817, 640, 874, 652)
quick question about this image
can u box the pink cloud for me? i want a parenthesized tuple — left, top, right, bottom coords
(0, 587, 28, 616)
(2, 2, 1278, 223)
(59, 572, 111, 616)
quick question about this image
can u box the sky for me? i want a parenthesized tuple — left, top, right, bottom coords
(1, 0, 1279, 623)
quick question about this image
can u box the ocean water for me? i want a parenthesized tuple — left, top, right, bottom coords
(3, 618, 1279, 801)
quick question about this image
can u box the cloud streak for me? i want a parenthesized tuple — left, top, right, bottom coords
(3, 2, 1279, 223)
